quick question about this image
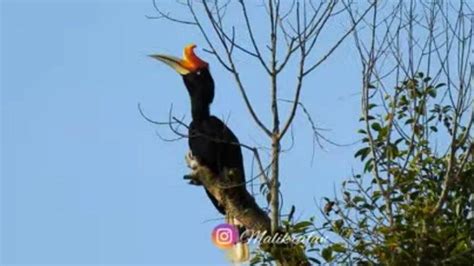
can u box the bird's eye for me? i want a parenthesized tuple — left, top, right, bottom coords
(196, 71, 201, 76)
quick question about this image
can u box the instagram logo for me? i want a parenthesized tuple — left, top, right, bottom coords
(211, 223, 239, 249)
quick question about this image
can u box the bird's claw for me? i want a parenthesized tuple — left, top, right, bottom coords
(184, 151, 202, 186)
(183, 174, 202, 186)
(185, 151, 199, 170)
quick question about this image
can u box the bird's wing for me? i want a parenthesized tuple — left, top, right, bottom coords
(208, 116, 245, 181)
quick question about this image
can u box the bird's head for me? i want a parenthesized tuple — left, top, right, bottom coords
(150, 44, 214, 104)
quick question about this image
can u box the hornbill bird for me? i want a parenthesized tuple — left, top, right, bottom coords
(150, 44, 249, 262)
(150, 44, 247, 215)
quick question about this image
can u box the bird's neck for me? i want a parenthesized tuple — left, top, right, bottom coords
(191, 97, 211, 121)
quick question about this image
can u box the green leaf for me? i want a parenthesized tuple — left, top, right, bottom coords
(387, 143, 399, 159)
(322, 247, 333, 262)
(332, 243, 347, 253)
(371, 122, 382, 131)
(293, 221, 313, 232)
(435, 82, 446, 88)
(353, 196, 365, 203)
(333, 219, 344, 231)
(378, 126, 389, 139)
(359, 115, 376, 121)
(354, 147, 371, 161)
(442, 105, 452, 113)
(372, 190, 382, 201)
(364, 158, 374, 173)
(341, 228, 353, 238)
(427, 86, 437, 98)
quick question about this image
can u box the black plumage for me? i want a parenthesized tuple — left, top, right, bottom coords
(150, 45, 246, 215)
(183, 68, 246, 214)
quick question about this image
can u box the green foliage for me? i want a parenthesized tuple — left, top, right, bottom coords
(316, 75, 473, 265)
(250, 75, 472, 265)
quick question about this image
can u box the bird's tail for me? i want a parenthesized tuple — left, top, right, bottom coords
(225, 216, 249, 263)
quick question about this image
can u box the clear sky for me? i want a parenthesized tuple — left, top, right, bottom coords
(1, 0, 363, 265)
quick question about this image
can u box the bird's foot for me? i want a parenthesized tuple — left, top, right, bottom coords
(184, 151, 202, 186)
(185, 151, 199, 170)
(183, 174, 202, 186)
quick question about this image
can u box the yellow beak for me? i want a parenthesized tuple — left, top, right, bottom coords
(149, 54, 192, 75)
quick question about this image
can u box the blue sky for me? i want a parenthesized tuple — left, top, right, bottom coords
(1, 0, 363, 265)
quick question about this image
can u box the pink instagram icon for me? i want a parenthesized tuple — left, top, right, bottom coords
(211, 223, 239, 249)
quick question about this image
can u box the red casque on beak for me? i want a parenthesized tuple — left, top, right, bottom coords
(149, 44, 208, 75)
(182, 44, 208, 71)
